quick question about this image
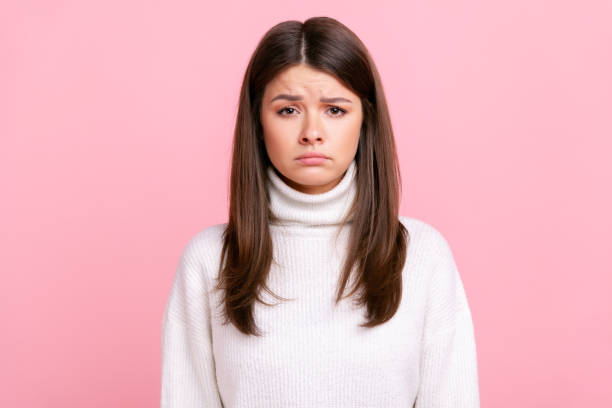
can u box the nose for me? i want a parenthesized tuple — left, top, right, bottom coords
(299, 111, 324, 145)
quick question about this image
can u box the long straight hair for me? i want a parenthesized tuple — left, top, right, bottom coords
(215, 16, 409, 336)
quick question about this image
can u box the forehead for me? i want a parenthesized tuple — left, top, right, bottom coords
(264, 64, 353, 97)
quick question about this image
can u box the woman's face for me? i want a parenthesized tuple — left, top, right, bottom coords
(260, 64, 363, 194)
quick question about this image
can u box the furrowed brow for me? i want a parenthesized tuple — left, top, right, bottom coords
(270, 94, 352, 103)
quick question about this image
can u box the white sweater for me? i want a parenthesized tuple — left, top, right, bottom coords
(160, 159, 480, 407)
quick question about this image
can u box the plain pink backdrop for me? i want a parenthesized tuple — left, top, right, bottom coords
(1, 1, 611, 406)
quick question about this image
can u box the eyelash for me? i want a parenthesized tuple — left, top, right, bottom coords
(276, 106, 347, 118)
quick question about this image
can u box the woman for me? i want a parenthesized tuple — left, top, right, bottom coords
(161, 16, 480, 407)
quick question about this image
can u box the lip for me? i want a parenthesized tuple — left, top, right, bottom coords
(296, 152, 329, 166)
(297, 156, 328, 165)
(296, 152, 329, 159)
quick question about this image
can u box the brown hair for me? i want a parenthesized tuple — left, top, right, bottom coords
(215, 16, 409, 336)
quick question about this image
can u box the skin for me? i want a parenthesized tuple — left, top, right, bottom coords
(260, 64, 363, 194)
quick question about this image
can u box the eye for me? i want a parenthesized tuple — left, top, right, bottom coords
(276, 106, 347, 118)
(277, 107, 298, 116)
(327, 106, 347, 117)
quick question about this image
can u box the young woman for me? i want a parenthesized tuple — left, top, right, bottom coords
(161, 16, 480, 408)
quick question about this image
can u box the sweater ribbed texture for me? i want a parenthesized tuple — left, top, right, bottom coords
(161, 159, 480, 407)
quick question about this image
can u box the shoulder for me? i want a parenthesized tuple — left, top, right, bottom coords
(189, 222, 227, 251)
(398, 215, 456, 269)
(399, 216, 453, 251)
(178, 222, 228, 275)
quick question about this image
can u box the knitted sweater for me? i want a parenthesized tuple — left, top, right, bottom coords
(160, 159, 480, 407)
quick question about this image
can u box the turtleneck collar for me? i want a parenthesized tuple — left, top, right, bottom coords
(266, 159, 357, 229)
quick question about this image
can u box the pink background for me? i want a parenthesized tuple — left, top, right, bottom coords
(2, 1, 611, 406)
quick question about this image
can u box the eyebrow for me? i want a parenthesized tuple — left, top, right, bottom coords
(269, 94, 352, 104)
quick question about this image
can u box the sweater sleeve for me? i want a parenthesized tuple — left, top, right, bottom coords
(414, 231, 480, 408)
(160, 237, 224, 408)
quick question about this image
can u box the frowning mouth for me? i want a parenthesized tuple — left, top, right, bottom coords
(296, 152, 329, 165)
(296, 152, 329, 159)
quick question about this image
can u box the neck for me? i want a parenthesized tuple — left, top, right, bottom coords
(266, 160, 357, 232)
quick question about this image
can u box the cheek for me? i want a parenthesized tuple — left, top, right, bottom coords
(339, 115, 362, 147)
(264, 134, 284, 155)
(262, 111, 287, 136)
(262, 128, 291, 159)
(262, 115, 297, 150)
(261, 114, 278, 146)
